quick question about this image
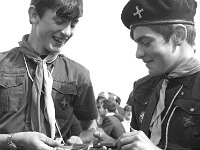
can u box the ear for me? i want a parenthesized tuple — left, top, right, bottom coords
(28, 5, 39, 24)
(172, 25, 187, 46)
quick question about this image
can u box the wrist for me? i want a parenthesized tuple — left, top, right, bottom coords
(7, 133, 17, 150)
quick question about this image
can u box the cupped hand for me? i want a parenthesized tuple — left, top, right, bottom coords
(66, 136, 83, 145)
(13, 132, 62, 150)
(115, 130, 161, 150)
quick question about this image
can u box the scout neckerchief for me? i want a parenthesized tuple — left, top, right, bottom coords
(19, 35, 59, 139)
(141, 57, 200, 145)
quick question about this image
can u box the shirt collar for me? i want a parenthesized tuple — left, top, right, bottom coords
(106, 112, 115, 116)
(173, 73, 198, 86)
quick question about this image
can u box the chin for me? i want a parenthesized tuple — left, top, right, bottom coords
(148, 70, 163, 77)
(49, 46, 62, 53)
(53, 48, 61, 53)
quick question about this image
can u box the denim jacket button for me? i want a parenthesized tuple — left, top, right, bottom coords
(190, 108, 195, 112)
(180, 92, 184, 96)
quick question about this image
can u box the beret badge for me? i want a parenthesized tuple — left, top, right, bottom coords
(133, 6, 144, 19)
(121, 0, 197, 29)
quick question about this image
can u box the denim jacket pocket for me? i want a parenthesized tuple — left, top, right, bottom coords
(175, 98, 200, 115)
(52, 81, 77, 120)
(170, 98, 200, 147)
(0, 71, 24, 113)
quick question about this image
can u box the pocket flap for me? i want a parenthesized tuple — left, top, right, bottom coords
(53, 81, 77, 95)
(0, 75, 24, 88)
(134, 91, 151, 106)
(175, 98, 200, 114)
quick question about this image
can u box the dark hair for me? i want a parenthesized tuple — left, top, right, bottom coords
(114, 96, 121, 105)
(30, 0, 83, 20)
(107, 92, 121, 105)
(124, 104, 132, 112)
(96, 96, 106, 107)
(102, 99, 116, 113)
(131, 24, 196, 46)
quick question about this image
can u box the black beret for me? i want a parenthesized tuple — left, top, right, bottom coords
(121, 0, 197, 29)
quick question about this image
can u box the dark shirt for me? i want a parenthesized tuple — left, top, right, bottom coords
(0, 35, 98, 139)
(114, 113, 124, 122)
(129, 73, 200, 150)
(116, 105, 125, 120)
(100, 115, 126, 140)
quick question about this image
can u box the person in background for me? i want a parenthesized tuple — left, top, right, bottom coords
(0, 0, 113, 149)
(116, 0, 200, 149)
(110, 93, 125, 121)
(122, 104, 132, 132)
(97, 99, 126, 140)
(96, 92, 125, 122)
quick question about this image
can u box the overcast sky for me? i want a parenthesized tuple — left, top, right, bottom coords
(0, 0, 199, 106)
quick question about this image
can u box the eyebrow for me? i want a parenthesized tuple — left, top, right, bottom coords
(134, 35, 152, 43)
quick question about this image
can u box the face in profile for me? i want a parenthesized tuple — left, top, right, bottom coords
(133, 26, 178, 76)
(97, 103, 107, 117)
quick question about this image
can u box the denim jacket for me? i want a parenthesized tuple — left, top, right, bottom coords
(128, 73, 200, 150)
(0, 45, 98, 138)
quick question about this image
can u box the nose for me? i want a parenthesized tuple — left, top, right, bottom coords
(61, 25, 73, 36)
(136, 45, 145, 59)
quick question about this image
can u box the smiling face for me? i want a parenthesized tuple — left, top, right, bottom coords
(29, 8, 79, 55)
(132, 26, 179, 76)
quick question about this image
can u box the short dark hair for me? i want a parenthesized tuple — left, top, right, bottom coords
(124, 104, 132, 112)
(30, 0, 83, 19)
(131, 24, 196, 46)
(96, 96, 106, 107)
(102, 99, 116, 113)
(107, 92, 121, 105)
(114, 96, 121, 105)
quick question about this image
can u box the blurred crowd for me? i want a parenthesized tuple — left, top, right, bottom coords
(68, 91, 132, 140)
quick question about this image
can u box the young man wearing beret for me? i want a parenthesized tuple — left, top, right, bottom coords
(116, 0, 200, 149)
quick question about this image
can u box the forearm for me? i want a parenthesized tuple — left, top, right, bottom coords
(79, 119, 97, 143)
(78, 120, 115, 144)
(0, 132, 61, 150)
(0, 132, 25, 149)
(0, 134, 10, 149)
(79, 120, 98, 143)
(79, 128, 96, 143)
(96, 128, 115, 143)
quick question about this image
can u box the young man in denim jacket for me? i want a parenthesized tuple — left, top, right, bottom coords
(116, 0, 200, 149)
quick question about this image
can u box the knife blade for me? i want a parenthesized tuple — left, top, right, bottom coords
(56, 142, 117, 150)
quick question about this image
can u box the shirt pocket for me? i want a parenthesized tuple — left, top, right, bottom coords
(0, 71, 24, 113)
(170, 98, 200, 147)
(52, 81, 77, 121)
